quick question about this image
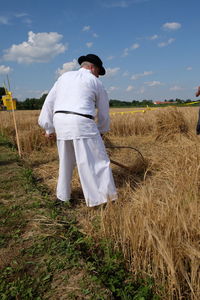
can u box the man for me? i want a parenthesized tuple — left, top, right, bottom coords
(195, 86, 200, 135)
(38, 54, 117, 207)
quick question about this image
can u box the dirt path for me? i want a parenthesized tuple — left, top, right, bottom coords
(0, 137, 112, 299)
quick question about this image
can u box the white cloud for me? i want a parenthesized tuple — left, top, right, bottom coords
(40, 90, 49, 96)
(122, 43, 140, 56)
(82, 26, 99, 38)
(105, 67, 120, 77)
(131, 71, 153, 80)
(108, 86, 119, 92)
(122, 71, 129, 77)
(103, 1, 129, 8)
(56, 59, 79, 76)
(86, 42, 93, 48)
(107, 55, 115, 60)
(137, 86, 145, 94)
(122, 48, 129, 57)
(0, 16, 9, 25)
(162, 22, 181, 31)
(158, 38, 175, 47)
(145, 81, 162, 87)
(0, 13, 32, 26)
(102, 0, 149, 8)
(22, 17, 32, 25)
(0, 65, 12, 75)
(131, 43, 140, 50)
(186, 66, 192, 71)
(82, 25, 90, 31)
(126, 85, 134, 92)
(148, 34, 159, 40)
(93, 33, 98, 38)
(170, 85, 184, 91)
(15, 13, 32, 25)
(3, 31, 66, 63)
(15, 13, 28, 18)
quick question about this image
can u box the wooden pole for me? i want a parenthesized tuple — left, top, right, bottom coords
(6, 75, 21, 157)
(10, 95, 22, 157)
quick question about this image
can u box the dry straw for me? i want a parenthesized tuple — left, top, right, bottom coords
(101, 107, 200, 299)
(154, 107, 189, 141)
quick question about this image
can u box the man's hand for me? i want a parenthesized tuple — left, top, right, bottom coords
(196, 86, 200, 97)
(45, 132, 56, 140)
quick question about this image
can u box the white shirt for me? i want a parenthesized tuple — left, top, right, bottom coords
(38, 68, 110, 139)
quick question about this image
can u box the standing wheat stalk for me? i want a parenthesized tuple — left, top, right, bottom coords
(6, 75, 22, 157)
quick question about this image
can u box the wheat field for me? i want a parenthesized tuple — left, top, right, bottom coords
(0, 106, 199, 299)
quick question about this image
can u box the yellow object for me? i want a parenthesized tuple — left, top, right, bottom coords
(2, 94, 16, 110)
(0, 88, 16, 111)
(184, 101, 200, 106)
(110, 107, 158, 116)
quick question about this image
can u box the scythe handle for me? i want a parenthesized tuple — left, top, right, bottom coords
(105, 145, 145, 163)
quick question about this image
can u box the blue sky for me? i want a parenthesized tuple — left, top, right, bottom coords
(0, 0, 199, 101)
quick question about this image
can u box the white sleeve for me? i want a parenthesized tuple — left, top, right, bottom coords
(96, 82, 110, 133)
(38, 82, 57, 134)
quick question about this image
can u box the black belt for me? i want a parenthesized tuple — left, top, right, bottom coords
(54, 110, 94, 120)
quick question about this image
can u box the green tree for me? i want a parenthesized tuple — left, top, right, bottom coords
(0, 87, 6, 98)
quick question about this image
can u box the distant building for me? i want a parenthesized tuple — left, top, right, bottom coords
(153, 101, 175, 105)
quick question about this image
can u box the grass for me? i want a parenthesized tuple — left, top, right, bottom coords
(0, 135, 158, 299)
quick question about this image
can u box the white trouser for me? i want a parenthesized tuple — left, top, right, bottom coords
(56, 136, 117, 207)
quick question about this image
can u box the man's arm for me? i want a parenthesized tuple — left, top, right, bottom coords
(95, 82, 110, 134)
(38, 82, 57, 135)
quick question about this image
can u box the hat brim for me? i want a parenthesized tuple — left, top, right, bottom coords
(78, 55, 105, 76)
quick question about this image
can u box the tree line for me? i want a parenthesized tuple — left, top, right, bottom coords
(0, 87, 199, 110)
(109, 98, 197, 107)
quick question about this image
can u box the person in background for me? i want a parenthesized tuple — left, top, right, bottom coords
(195, 86, 200, 135)
(38, 54, 117, 207)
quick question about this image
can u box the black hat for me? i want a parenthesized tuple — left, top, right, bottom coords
(78, 54, 106, 76)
